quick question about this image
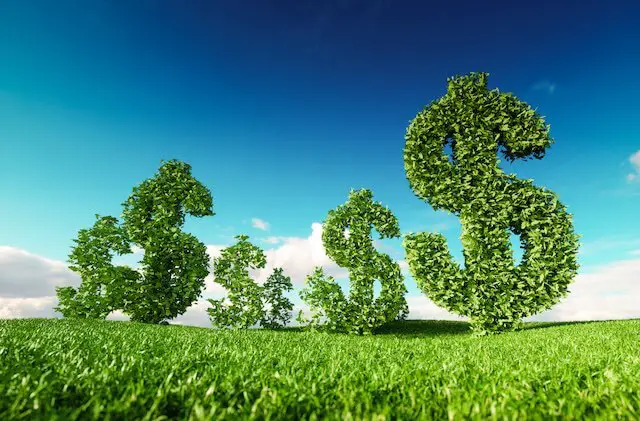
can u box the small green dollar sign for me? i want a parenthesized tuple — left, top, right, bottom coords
(403, 72, 580, 335)
(56, 159, 213, 324)
(321, 189, 408, 335)
(55, 215, 140, 319)
(207, 234, 267, 329)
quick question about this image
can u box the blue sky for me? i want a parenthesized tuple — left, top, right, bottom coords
(1, 0, 639, 325)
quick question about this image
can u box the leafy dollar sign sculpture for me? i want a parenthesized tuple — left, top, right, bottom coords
(320, 188, 409, 335)
(403, 72, 580, 335)
(207, 234, 267, 329)
(55, 215, 141, 319)
(121, 159, 214, 324)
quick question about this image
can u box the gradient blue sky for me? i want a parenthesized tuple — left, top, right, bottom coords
(1, 0, 639, 325)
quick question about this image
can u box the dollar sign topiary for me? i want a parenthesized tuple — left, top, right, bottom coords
(56, 159, 213, 324)
(120, 159, 214, 324)
(403, 72, 581, 335)
(55, 215, 140, 319)
(207, 234, 267, 329)
(319, 188, 408, 335)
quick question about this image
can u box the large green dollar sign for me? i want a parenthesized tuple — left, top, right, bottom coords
(403, 72, 580, 335)
(322, 189, 409, 335)
(121, 159, 214, 324)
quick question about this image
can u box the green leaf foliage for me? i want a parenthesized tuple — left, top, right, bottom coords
(300, 189, 408, 335)
(298, 266, 350, 331)
(56, 159, 214, 324)
(55, 215, 141, 319)
(207, 234, 267, 329)
(260, 267, 295, 329)
(119, 159, 213, 323)
(403, 72, 581, 335)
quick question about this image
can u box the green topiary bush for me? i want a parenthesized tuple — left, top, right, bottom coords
(299, 188, 408, 335)
(56, 159, 214, 324)
(55, 215, 139, 319)
(207, 234, 267, 329)
(260, 267, 295, 329)
(402, 72, 581, 335)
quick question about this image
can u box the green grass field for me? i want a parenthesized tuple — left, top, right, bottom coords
(1, 318, 639, 420)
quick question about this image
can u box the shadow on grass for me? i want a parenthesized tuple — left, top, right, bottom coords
(294, 319, 634, 338)
(371, 319, 624, 338)
(215, 318, 640, 338)
(272, 320, 472, 337)
(372, 319, 472, 337)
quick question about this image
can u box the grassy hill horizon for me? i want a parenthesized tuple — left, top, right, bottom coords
(1, 317, 638, 420)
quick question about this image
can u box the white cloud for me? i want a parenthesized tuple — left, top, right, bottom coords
(205, 244, 226, 261)
(404, 296, 468, 321)
(527, 258, 640, 322)
(531, 80, 556, 94)
(171, 299, 211, 327)
(107, 310, 130, 322)
(627, 150, 640, 182)
(0, 246, 79, 297)
(630, 150, 640, 169)
(0, 296, 58, 319)
(249, 223, 347, 286)
(251, 218, 270, 231)
(397, 259, 410, 276)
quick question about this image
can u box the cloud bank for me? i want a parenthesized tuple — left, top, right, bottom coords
(1, 226, 639, 328)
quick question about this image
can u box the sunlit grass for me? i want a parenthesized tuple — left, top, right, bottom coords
(1, 317, 639, 420)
